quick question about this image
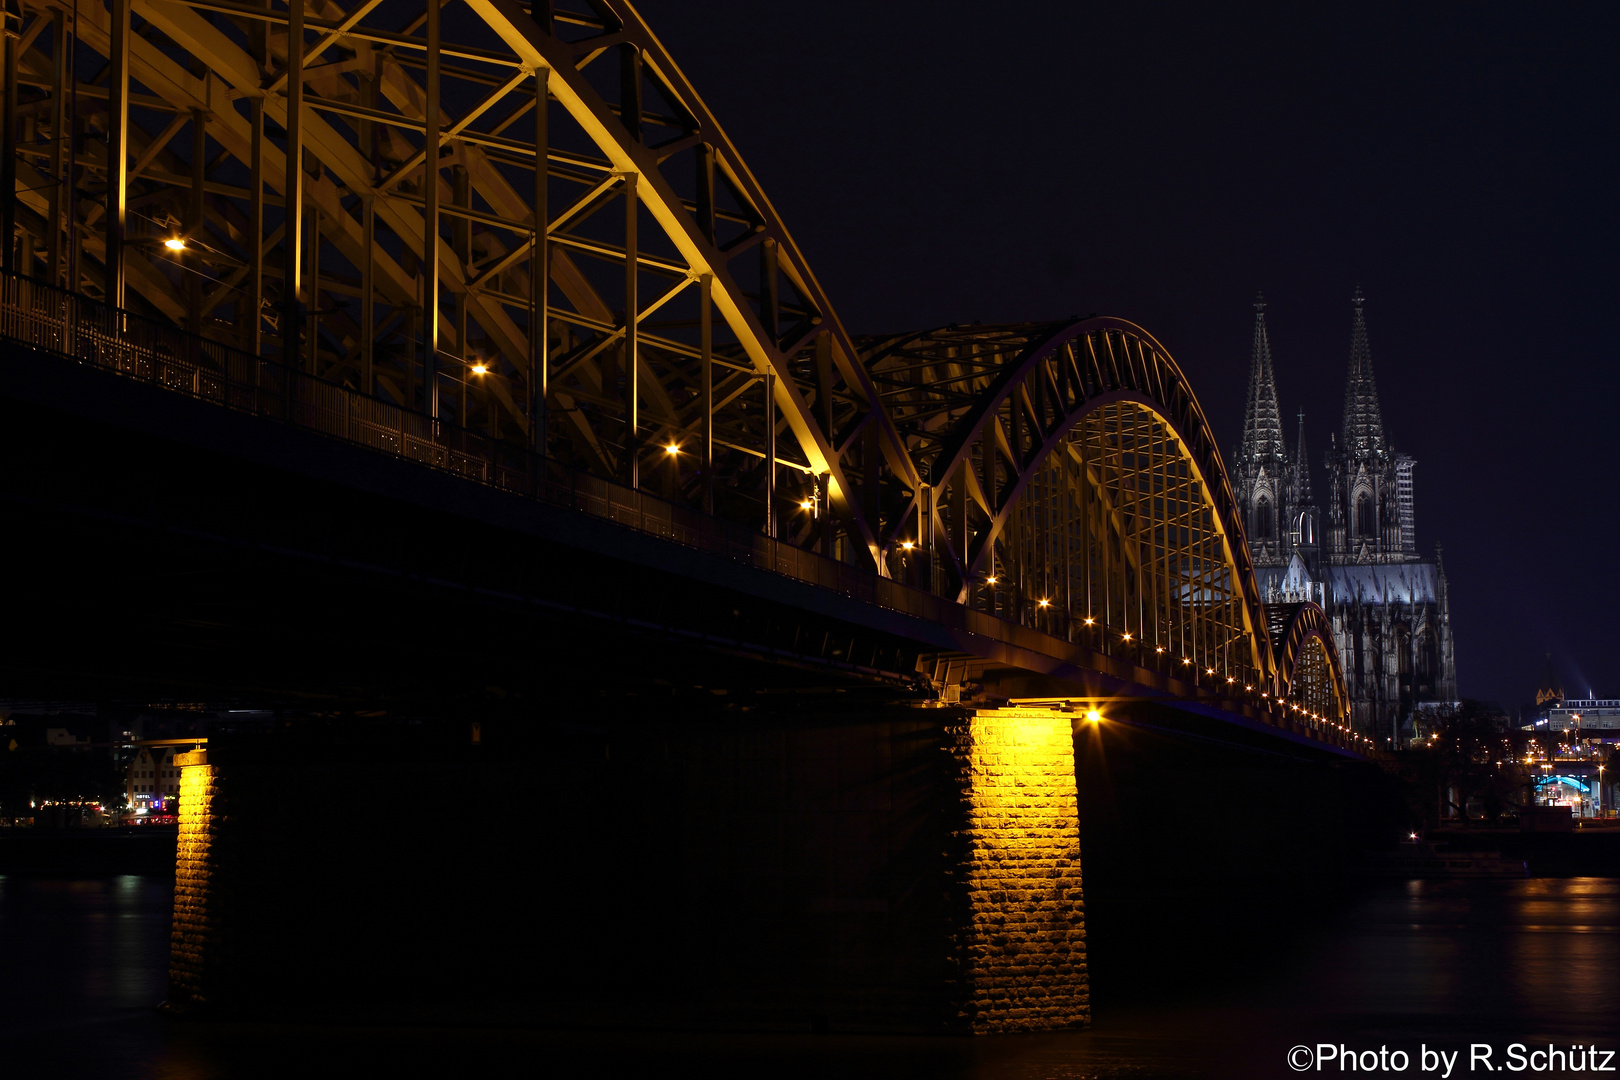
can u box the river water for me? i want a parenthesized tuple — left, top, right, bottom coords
(3, 874, 1617, 1079)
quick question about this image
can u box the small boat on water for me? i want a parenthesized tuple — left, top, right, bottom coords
(1363, 840, 1528, 878)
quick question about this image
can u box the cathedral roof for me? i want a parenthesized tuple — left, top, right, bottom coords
(1341, 287, 1387, 458)
(1323, 562, 1442, 605)
(1239, 293, 1288, 469)
(1253, 560, 1445, 606)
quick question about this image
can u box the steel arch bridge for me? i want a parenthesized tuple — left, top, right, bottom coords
(0, 0, 1354, 743)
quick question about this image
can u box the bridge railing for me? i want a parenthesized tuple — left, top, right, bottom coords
(0, 271, 1352, 749)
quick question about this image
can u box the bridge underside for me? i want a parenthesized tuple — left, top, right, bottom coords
(0, 0, 1367, 1034)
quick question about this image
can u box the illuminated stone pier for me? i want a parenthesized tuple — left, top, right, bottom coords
(169, 748, 225, 1013)
(945, 708, 1089, 1033)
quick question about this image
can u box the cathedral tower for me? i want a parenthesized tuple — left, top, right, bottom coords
(1231, 293, 1293, 566)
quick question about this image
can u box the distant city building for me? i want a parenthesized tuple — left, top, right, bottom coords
(1232, 290, 1458, 747)
(1525, 697, 1620, 742)
(126, 747, 180, 809)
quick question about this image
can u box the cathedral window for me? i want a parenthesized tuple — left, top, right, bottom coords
(1256, 497, 1272, 540)
(1355, 492, 1374, 538)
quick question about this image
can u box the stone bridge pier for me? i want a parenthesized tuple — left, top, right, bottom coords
(164, 706, 1088, 1033)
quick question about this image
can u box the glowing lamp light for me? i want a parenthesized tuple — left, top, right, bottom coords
(799, 500, 814, 511)
(1206, 668, 1215, 676)
(986, 575, 998, 585)
(665, 442, 680, 455)
(164, 237, 185, 251)
(470, 362, 489, 375)
(1037, 598, 1051, 608)
(1182, 658, 1192, 665)
(1121, 632, 1131, 641)
(901, 540, 915, 551)
(1156, 646, 1164, 653)
(1084, 709, 1102, 724)
(1083, 617, 1095, 626)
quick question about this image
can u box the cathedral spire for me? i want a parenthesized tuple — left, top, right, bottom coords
(1291, 408, 1315, 508)
(1239, 291, 1287, 466)
(1341, 286, 1386, 457)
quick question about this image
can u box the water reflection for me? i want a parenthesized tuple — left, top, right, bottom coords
(1, 875, 1616, 1079)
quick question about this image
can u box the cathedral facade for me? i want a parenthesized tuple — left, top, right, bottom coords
(1231, 290, 1457, 747)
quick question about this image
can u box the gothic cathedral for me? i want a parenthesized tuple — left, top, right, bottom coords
(1231, 289, 1458, 746)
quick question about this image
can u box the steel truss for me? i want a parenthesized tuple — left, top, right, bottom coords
(0, 0, 1349, 725)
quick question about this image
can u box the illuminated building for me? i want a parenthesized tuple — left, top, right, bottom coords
(1233, 289, 1458, 747)
(126, 747, 180, 810)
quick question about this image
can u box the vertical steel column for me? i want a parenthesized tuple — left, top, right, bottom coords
(1079, 421, 1091, 627)
(623, 170, 638, 488)
(1062, 455, 1072, 640)
(451, 163, 469, 422)
(360, 56, 376, 392)
(982, 419, 996, 609)
(187, 109, 206, 333)
(248, 97, 263, 356)
(761, 236, 778, 538)
(700, 271, 713, 515)
(282, 0, 303, 370)
(0, 17, 17, 273)
(422, 0, 440, 419)
(47, 11, 64, 284)
(530, 65, 548, 458)
(306, 206, 319, 371)
(814, 328, 831, 555)
(104, 0, 130, 305)
(361, 195, 373, 389)
(764, 367, 775, 539)
(65, 0, 78, 291)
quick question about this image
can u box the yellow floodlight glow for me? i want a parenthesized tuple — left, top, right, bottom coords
(901, 540, 915, 551)
(164, 237, 185, 251)
(985, 575, 998, 585)
(1155, 646, 1164, 653)
(1083, 617, 1094, 626)
(1084, 709, 1102, 724)
(1121, 632, 1131, 641)
(799, 500, 813, 511)
(665, 442, 680, 455)
(470, 362, 489, 375)
(1037, 598, 1051, 608)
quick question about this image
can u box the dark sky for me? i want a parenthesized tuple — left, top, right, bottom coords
(635, 1, 1618, 710)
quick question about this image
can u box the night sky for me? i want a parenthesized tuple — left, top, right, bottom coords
(637, 1, 1618, 711)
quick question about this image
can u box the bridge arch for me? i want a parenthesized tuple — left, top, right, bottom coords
(1270, 602, 1350, 728)
(863, 320, 1276, 695)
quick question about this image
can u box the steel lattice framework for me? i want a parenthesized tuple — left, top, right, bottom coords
(0, 0, 1352, 730)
